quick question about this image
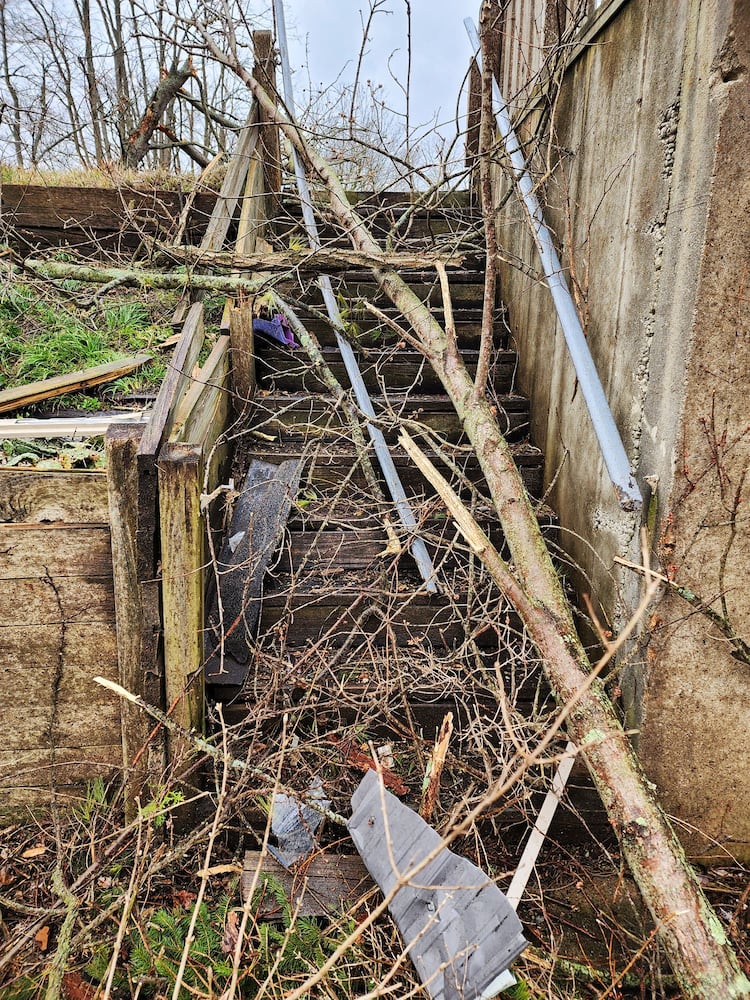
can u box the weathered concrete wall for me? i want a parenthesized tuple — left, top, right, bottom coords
(494, 0, 750, 858)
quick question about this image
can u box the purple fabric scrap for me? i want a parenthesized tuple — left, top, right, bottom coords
(252, 313, 297, 349)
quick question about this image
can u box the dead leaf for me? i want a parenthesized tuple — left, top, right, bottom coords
(329, 736, 408, 796)
(35, 926, 50, 951)
(0, 867, 13, 887)
(221, 910, 240, 955)
(172, 889, 197, 909)
(22, 844, 47, 860)
(62, 971, 97, 1000)
(196, 862, 243, 879)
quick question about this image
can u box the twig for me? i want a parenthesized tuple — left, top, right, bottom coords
(101, 820, 146, 1000)
(93, 677, 348, 827)
(614, 556, 750, 666)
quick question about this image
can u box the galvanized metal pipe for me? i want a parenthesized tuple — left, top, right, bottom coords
(272, 0, 439, 591)
(465, 19, 642, 510)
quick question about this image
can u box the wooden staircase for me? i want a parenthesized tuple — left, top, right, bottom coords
(207, 192, 600, 850)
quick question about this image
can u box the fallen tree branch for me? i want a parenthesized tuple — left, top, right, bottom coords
(14, 258, 268, 296)
(93, 676, 348, 828)
(152, 242, 467, 273)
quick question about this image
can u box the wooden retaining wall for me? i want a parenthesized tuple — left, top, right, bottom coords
(0, 469, 122, 812)
(0, 183, 219, 254)
(0, 306, 234, 816)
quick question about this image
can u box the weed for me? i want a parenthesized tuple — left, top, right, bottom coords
(0, 278, 175, 407)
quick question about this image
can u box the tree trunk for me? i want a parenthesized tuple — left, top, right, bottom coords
(123, 61, 192, 168)
(211, 51, 750, 1000)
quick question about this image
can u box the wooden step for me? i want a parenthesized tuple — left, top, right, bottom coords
(258, 582, 511, 650)
(255, 345, 518, 394)
(286, 312, 510, 349)
(241, 439, 545, 498)
(250, 392, 529, 443)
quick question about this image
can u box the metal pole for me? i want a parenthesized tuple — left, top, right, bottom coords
(273, 0, 439, 591)
(465, 19, 642, 511)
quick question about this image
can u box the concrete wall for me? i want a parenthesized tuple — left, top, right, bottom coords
(493, 0, 750, 858)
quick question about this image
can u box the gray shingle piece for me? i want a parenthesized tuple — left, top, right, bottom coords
(205, 458, 302, 684)
(349, 770, 527, 1000)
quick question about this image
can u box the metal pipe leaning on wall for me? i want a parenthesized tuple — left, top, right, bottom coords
(464, 19, 642, 511)
(273, 0, 439, 591)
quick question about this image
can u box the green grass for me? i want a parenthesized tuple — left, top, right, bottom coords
(0, 279, 175, 411)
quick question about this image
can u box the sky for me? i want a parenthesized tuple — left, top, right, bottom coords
(280, 1, 481, 138)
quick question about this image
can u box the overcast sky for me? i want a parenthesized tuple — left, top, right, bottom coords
(280, 1, 481, 136)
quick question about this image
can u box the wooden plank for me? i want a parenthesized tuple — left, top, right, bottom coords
(169, 336, 230, 443)
(200, 107, 261, 252)
(0, 524, 112, 578)
(242, 851, 375, 918)
(0, 412, 149, 438)
(280, 529, 387, 571)
(0, 355, 151, 414)
(229, 305, 256, 411)
(0, 744, 122, 790)
(252, 30, 282, 212)
(137, 301, 205, 459)
(1, 184, 218, 235)
(106, 423, 162, 814)
(158, 442, 205, 754)
(0, 469, 108, 523)
(0, 576, 114, 625)
(0, 621, 117, 669)
(0, 661, 121, 750)
(183, 356, 230, 448)
(0, 784, 110, 817)
(235, 154, 267, 256)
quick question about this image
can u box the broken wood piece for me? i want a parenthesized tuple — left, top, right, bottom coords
(0, 355, 152, 414)
(169, 336, 230, 443)
(242, 851, 375, 919)
(137, 301, 205, 458)
(328, 736, 408, 796)
(349, 770, 527, 1000)
(0, 412, 149, 439)
(505, 742, 577, 911)
(420, 712, 453, 821)
(204, 457, 302, 684)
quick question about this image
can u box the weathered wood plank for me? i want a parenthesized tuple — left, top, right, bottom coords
(0, 576, 114, 625)
(0, 661, 121, 750)
(0, 469, 108, 523)
(0, 621, 117, 669)
(258, 589, 507, 650)
(279, 529, 387, 571)
(253, 392, 528, 442)
(229, 305, 256, 410)
(0, 413, 148, 438)
(0, 355, 152, 414)
(0, 184, 217, 235)
(0, 784, 111, 816)
(137, 302, 205, 459)
(252, 30, 282, 213)
(243, 441, 544, 497)
(200, 107, 260, 252)
(106, 423, 162, 813)
(158, 442, 205, 750)
(0, 744, 122, 789)
(170, 336, 230, 444)
(0, 524, 112, 578)
(242, 851, 375, 918)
